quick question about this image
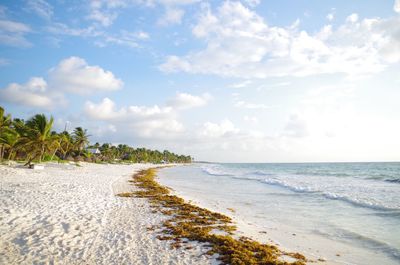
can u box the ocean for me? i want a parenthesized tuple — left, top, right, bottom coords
(158, 162, 400, 265)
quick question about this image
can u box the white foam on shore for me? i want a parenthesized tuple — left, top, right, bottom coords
(0, 163, 215, 265)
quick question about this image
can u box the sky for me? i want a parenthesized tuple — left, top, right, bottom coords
(0, 0, 400, 162)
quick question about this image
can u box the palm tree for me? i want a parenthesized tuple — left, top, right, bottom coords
(72, 127, 90, 156)
(17, 114, 58, 164)
(0, 106, 13, 160)
(58, 131, 74, 160)
(99, 143, 113, 161)
(0, 129, 19, 160)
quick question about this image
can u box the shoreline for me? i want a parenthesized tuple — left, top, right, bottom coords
(157, 164, 400, 265)
(123, 167, 307, 265)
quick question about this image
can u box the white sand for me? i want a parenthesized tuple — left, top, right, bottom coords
(0, 162, 215, 265)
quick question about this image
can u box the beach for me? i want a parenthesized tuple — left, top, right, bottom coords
(0, 162, 214, 265)
(2, 162, 398, 265)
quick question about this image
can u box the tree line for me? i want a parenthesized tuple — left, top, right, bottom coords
(0, 106, 192, 165)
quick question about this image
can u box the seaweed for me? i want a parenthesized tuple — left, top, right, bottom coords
(116, 192, 135, 197)
(129, 168, 307, 265)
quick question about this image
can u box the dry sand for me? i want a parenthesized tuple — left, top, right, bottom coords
(0, 162, 215, 265)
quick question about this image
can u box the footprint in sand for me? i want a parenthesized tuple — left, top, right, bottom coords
(61, 222, 70, 233)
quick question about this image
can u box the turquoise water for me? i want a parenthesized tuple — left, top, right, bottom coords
(159, 162, 400, 265)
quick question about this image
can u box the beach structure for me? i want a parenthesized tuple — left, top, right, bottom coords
(87, 148, 101, 155)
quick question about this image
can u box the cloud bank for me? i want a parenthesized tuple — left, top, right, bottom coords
(0, 57, 122, 108)
(83, 92, 211, 140)
(160, 1, 400, 78)
(48, 57, 123, 95)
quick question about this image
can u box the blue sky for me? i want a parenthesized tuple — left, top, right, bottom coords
(1, 0, 400, 162)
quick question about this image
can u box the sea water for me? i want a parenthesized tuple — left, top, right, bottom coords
(158, 162, 400, 265)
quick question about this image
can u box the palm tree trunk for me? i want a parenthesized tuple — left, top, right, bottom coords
(0, 145, 3, 161)
(51, 148, 58, 161)
(52, 138, 63, 161)
(0, 146, 5, 162)
(25, 157, 34, 166)
(6, 148, 12, 160)
(39, 144, 45, 163)
(24, 154, 36, 166)
(8, 149, 15, 160)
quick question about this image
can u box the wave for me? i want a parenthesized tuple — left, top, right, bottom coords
(262, 178, 400, 211)
(322, 192, 399, 212)
(262, 178, 319, 193)
(385, 178, 400, 184)
(202, 166, 271, 178)
(246, 170, 271, 177)
(200, 163, 400, 211)
(294, 171, 400, 183)
(370, 211, 400, 218)
(201, 166, 234, 176)
(232, 176, 259, 181)
(293, 171, 353, 178)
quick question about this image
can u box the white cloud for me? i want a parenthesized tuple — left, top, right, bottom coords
(326, 13, 334, 21)
(86, 0, 127, 27)
(85, 97, 174, 121)
(243, 0, 260, 7)
(394, 0, 400, 13)
(84, 97, 184, 139)
(167, 92, 211, 110)
(0, 19, 32, 47)
(49, 57, 123, 95)
(230, 80, 252, 88)
(136, 31, 150, 39)
(93, 0, 128, 9)
(151, 0, 201, 26)
(25, 0, 53, 20)
(0, 57, 122, 109)
(0, 77, 64, 109)
(0, 19, 31, 33)
(160, 1, 400, 78)
(283, 114, 309, 138)
(232, 93, 272, 109)
(87, 9, 117, 27)
(234, 100, 271, 109)
(346, 13, 359, 23)
(270, 81, 291, 87)
(85, 0, 200, 27)
(185, 119, 271, 161)
(100, 35, 138, 48)
(46, 23, 101, 37)
(376, 16, 400, 63)
(96, 30, 150, 48)
(200, 119, 239, 138)
(84, 92, 211, 139)
(158, 7, 184, 25)
(47, 21, 148, 49)
(84, 97, 122, 120)
(243, 115, 258, 124)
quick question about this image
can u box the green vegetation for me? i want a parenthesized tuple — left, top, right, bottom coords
(0, 106, 192, 164)
(123, 168, 307, 265)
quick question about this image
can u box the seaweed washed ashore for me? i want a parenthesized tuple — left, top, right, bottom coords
(117, 168, 307, 265)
